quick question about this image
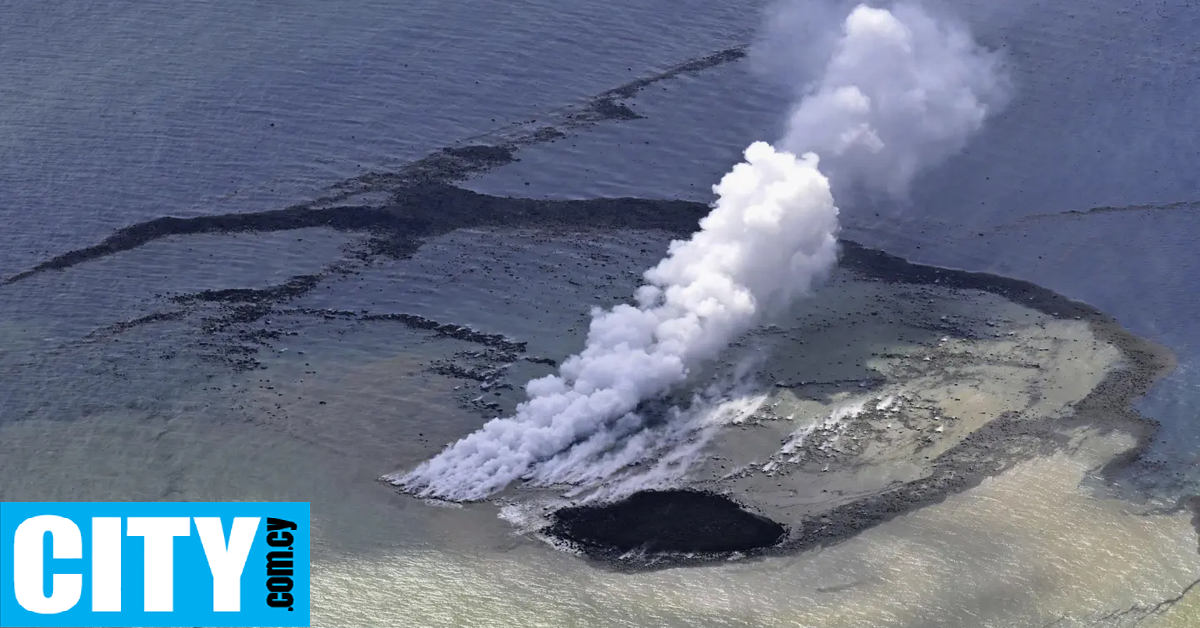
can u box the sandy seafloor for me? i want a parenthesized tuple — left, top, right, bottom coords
(2, 1, 1200, 626)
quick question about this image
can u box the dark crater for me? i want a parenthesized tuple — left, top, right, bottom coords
(546, 490, 786, 557)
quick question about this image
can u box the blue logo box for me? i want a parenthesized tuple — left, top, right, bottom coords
(1, 502, 310, 627)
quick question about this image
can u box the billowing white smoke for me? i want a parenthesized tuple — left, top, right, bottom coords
(393, 145, 839, 502)
(774, 2, 1010, 196)
(387, 1, 1009, 502)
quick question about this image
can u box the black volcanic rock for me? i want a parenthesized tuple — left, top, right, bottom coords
(547, 490, 786, 555)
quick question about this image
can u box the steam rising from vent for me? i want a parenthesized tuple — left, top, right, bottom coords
(385, 1, 1010, 502)
(393, 145, 838, 502)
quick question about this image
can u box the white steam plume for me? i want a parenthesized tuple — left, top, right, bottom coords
(775, 2, 1010, 197)
(386, 1, 1009, 502)
(392, 144, 839, 501)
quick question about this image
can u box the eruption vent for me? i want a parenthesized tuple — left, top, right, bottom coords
(386, 1, 1009, 502)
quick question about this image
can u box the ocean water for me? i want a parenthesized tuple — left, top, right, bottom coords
(1, 0, 1198, 625)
